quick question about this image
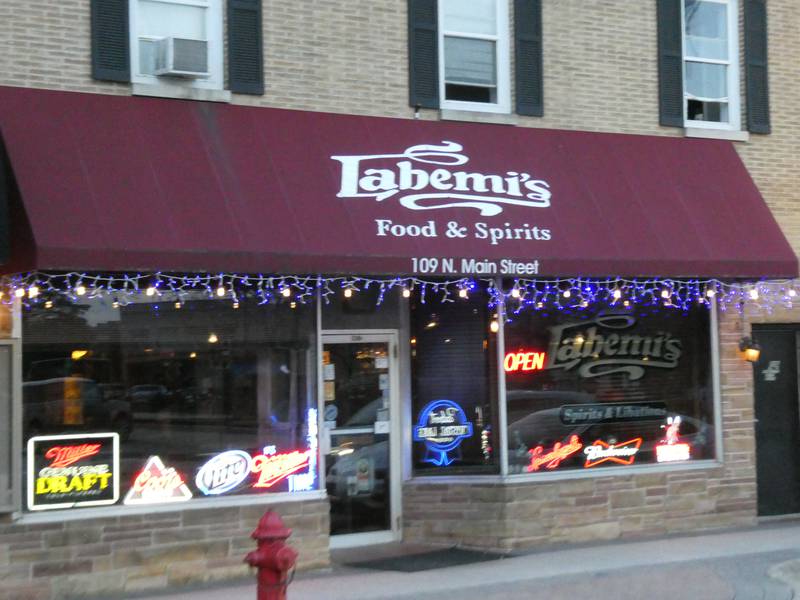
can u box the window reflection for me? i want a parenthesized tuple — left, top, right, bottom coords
(22, 294, 318, 510)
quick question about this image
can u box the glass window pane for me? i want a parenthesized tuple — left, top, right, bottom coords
(687, 99, 729, 122)
(139, 38, 159, 75)
(138, 0, 206, 39)
(23, 294, 319, 511)
(503, 302, 714, 474)
(684, 0, 728, 60)
(442, 0, 497, 35)
(444, 37, 497, 86)
(411, 291, 499, 475)
(685, 61, 727, 100)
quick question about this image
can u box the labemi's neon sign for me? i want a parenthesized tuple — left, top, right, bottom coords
(504, 351, 547, 373)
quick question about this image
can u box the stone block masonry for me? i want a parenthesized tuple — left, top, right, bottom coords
(0, 498, 329, 600)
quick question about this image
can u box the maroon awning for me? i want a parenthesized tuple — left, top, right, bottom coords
(0, 85, 795, 278)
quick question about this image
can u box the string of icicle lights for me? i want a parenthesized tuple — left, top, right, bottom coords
(2, 272, 798, 313)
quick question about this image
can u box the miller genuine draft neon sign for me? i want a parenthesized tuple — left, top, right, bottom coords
(27, 433, 119, 511)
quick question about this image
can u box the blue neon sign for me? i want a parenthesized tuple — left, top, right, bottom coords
(413, 399, 474, 466)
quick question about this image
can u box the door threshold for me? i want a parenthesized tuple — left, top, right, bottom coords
(758, 512, 800, 523)
(330, 530, 399, 549)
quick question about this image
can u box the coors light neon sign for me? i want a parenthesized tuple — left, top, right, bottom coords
(331, 141, 551, 216)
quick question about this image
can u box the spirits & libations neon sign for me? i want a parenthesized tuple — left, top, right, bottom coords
(413, 399, 474, 466)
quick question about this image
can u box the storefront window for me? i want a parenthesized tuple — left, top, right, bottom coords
(411, 290, 499, 475)
(504, 303, 714, 474)
(22, 295, 318, 512)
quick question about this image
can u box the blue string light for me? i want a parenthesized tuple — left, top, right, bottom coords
(2, 271, 795, 314)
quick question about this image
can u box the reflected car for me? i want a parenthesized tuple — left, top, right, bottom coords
(23, 377, 134, 440)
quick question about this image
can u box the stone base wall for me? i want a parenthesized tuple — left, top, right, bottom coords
(404, 311, 759, 551)
(0, 498, 329, 600)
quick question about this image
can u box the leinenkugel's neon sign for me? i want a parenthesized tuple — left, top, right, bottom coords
(527, 435, 582, 472)
(504, 351, 547, 373)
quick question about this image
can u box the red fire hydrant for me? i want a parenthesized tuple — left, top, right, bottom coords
(245, 511, 299, 600)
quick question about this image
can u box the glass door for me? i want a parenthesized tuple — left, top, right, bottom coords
(322, 332, 399, 546)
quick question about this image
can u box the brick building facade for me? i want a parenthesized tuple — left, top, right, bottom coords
(0, 1, 797, 599)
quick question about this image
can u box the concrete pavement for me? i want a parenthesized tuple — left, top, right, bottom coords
(131, 521, 800, 600)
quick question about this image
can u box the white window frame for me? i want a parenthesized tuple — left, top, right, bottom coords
(129, 0, 223, 91)
(438, 0, 511, 115)
(682, 0, 741, 131)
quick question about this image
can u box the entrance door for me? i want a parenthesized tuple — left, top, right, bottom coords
(753, 326, 800, 516)
(321, 332, 400, 546)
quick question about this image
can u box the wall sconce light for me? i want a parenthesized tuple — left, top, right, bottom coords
(739, 336, 761, 363)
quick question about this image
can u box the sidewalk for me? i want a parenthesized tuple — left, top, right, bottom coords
(134, 521, 800, 600)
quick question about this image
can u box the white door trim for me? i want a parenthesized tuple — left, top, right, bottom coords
(321, 330, 402, 547)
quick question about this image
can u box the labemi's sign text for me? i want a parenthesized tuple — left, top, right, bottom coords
(332, 141, 551, 275)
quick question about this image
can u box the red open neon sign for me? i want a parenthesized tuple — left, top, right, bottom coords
(504, 351, 547, 373)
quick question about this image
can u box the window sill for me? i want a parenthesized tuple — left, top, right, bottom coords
(439, 109, 518, 126)
(132, 82, 232, 103)
(11, 489, 326, 524)
(684, 127, 750, 142)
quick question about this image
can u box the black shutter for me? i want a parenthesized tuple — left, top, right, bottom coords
(408, 0, 439, 109)
(228, 0, 264, 95)
(656, 0, 684, 127)
(745, 0, 770, 133)
(91, 0, 130, 82)
(514, 0, 543, 117)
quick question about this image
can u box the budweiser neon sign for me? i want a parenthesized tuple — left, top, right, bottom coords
(527, 435, 582, 472)
(504, 351, 546, 373)
(251, 450, 310, 488)
(45, 443, 102, 468)
(583, 438, 642, 468)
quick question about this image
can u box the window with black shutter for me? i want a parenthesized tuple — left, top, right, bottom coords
(658, 0, 751, 132)
(409, 0, 542, 116)
(91, 0, 264, 97)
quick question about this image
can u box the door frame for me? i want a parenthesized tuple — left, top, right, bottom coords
(320, 330, 402, 548)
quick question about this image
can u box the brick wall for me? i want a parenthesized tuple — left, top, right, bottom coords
(0, 498, 329, 600)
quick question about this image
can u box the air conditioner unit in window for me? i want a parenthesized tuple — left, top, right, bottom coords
(154, 37, 209, 78)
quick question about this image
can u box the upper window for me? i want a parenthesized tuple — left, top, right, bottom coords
(130, 0, 223, 90)
(682, 0, 740, 128)
(438, 0, 511, 114)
